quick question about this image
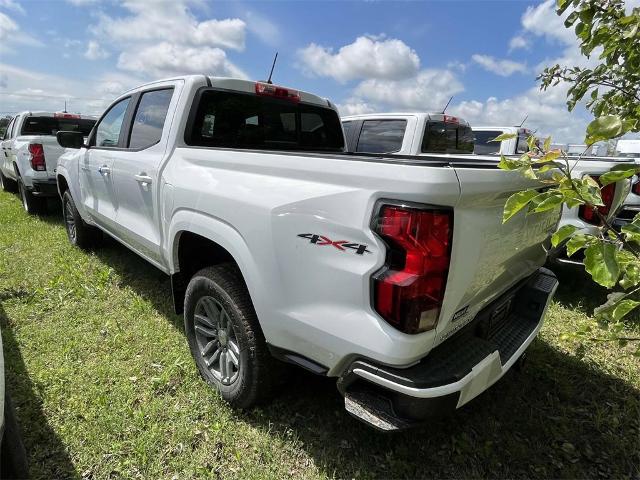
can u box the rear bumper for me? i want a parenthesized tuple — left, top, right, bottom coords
(28, 179, 58, 197)
(337, 267, 558, 431)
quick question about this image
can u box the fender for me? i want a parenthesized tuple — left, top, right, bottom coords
(56, 164, 95, 226)
(167, 208, 268, 318)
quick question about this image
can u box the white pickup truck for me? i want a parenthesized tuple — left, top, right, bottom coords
(56, 76, 561, 430)
(0, 111, 96, 214)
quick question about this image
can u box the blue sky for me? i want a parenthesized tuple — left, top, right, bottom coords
(0, 0, 637, 143)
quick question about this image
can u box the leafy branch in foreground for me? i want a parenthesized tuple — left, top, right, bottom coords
(493, 127, 640, 354)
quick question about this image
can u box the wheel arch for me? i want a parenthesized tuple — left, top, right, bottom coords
(168, 210, 262, 316)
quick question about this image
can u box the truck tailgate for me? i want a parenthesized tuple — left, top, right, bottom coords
(19, 135, 66, 176)
(435, 167, 560, 346)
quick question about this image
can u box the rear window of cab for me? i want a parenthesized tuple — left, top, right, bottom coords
(186, 89, 344, 152)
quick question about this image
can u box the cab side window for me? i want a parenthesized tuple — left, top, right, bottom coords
(95, 97, 131, 148)
(128, 88, 174, 149)
(356, 120, 406, 153)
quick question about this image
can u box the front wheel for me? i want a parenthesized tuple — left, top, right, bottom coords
(18, 178, 44, 214)
(184, 264, 281, 408)
(62, 190, 101, 249)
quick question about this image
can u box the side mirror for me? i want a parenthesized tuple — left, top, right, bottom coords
(57, 131, 85, 149)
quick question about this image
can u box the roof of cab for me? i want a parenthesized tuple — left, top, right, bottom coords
(120, 74, 333, 109)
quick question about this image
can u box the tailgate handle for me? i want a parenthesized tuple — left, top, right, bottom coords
(98, 165, 111, 175)
(134, 173, 152, 185)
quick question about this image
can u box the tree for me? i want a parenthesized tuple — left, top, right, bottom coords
(498, 0, 640, 353)
(539, 0, 640, 138)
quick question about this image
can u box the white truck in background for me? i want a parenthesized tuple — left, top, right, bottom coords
(0, 111, 96, 214)
(615, 139, 640, 158)
(471, 126, 532, 156)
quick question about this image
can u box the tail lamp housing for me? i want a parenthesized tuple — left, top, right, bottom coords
(578, 175, 615, 225)
(28, 143, 46, 171)
(632, 178, 640, 196)
(372, 203, 453, 334)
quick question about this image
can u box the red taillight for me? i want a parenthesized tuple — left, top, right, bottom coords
(28, 143, 46, 171)
(579, 175, 615, 225)
(372, 204, 453, 334)
(443, 115, 459, 124)
(632, 178, 640, 195)
(255, 82, 300, 102)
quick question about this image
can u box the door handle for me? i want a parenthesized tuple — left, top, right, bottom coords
(134, 174, 153, 185)
(98, 165, 111, 175)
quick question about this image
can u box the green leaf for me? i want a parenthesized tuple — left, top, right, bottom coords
(595, 297, 640, 322)
(585, 115, 624, 145)
(543, 136, 551, 151)
(497, 155, 521, 171)
(566, 233, 592, 257)
(490, 132, 517, 143)
(564, 10, 579, 27)
(599, 164, 639, 186)
(518, 165, 538, 180)
(584, 243, 620, 288)
(536, 150, 562, 163)
(552, 224, 579, 247)
(502, 189, 538, 223)
(531, 192, 564, 212)
(621, 223, 640, 243)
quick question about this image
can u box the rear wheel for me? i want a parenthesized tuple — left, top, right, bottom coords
(184, 264, 281, 408)
(62, 190, 101, 249)
(18, 178, 44, 214)
(0, 170, 17, 193)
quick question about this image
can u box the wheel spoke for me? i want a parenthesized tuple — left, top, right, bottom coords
(219, 351, 228, 379)
(222, 310, 232, 335)
(201, 339, 217, 357)
(205, 347, 222, 367)
(228, 339, 240, 357)
(201, 298, 220, 324)
(195, 313, 216, 329)
(195, 324, 216, 338)
(227, 348, 239, 367)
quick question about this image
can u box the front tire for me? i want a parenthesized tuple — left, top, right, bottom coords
(184, 264, 280, 408)
(18, 178, 44, 214)
(62, 190, 101, 249)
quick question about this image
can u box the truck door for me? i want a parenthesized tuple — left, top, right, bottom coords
(110, 86, 176, 266)
(81, 96, 132, 231)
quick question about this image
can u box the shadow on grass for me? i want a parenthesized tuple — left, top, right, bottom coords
(547, 262, 610, 313)
(0, 303, 78, 480)
(89, 239, 640, 479)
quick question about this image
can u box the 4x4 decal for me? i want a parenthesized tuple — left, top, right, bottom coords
(297, 234, 372, 255)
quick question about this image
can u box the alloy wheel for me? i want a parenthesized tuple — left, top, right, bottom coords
(194, 296, 241, 386)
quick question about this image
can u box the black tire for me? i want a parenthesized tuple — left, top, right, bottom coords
(1, 392, 29, 479)
(0, 171, 17, 193)
(184, 264, 280, 408)
(61, 190, 101, 249)
(17, 179, 43, 215)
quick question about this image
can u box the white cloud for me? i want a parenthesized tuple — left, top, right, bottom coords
(85, 0, 247, 81)
(91, 0, 246, 51)
(471, 54, 528, 77)
(0, 0, 24, 14)
(336, 99, 377, 116)
(84, 40, 109, 60)
(451, 83, 591, 144)
(0, 10, 42, 53)
(298, 35, 420, 82)
(117, 43, 247, 79)
(0, 11, 17, 41)
(245, 10, 280, 47)
(521, 0, 574, 46)
(508, 35, 529, 52)
(352, 69, 464, 111)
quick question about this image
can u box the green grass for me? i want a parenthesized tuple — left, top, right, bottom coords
(0, 190, 638, 479)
